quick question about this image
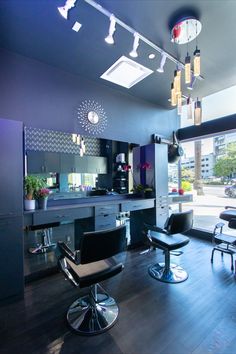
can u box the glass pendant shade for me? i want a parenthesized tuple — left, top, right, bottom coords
(194, 99, 202, 125)
(174, 69, 181, 94)
(187, 96, 192, 120)
(194, 48, 201, 76)
(185, 55, 191, 84)
(171, 83, 177, 106)
(177, 93, 182, 115)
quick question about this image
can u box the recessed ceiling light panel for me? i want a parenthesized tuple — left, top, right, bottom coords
(100, 56, 153, 89)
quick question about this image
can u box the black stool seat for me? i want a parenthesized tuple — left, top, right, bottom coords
(150, 231, 189, 251)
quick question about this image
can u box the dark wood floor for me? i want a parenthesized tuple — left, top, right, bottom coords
(1, 237, 236, 354)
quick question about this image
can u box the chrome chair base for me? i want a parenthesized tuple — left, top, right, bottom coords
(148, 262, 188, 283)
(67, 293, 119, 335)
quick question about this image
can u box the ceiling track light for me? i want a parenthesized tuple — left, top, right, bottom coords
(129, 32, 140, 58)
(83, 0, 204, 80)
(194, 98, 202, 125)
(58, 0, 77, 20)
(157, 53, 167, 73)
(105, 14, 116, 44)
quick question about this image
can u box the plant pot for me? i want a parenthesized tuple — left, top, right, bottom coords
(38, 197, 48, 210)
(24, 199, 36, 211)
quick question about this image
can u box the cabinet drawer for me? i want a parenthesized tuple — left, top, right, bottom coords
(95, 214, 116, 231)
(33, 207, 93, 226)
(95, 204, 120, 216)
(121, 199, 154, 212)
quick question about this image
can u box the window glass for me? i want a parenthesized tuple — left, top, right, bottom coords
(181, 132, 236, 235)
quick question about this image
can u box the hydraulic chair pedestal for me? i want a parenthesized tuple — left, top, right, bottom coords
(29, 228, 56, 254)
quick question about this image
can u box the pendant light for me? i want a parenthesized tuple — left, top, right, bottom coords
(177, 94, 182, 115)
(194, 98, 202, 125)
(185, 53, 191, 84)
(174, 68, 181, 95)
(187, 96, 192, 120)
(193, 20, 201, 77)
(184, 20, 191, 84)
(171, 83, 177, 106)
(194, 47, 201, 77)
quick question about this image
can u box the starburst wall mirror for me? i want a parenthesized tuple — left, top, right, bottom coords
(77, 100, 108, 135)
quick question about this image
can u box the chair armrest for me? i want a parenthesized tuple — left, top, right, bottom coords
(143, 223, 167, 235)
(57, 241, 80, 265)
(225, 206, 236, 210)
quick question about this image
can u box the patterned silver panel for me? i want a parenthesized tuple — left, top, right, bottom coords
(25, 127, 101, 156)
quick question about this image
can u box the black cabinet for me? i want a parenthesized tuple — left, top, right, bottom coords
(86, 156, 107, 174)
(0, 216, 24, 300)
(27, 151, 60, 173)
(0, 119, 23, 216)
(0, 118, 24, 300)
(60, 153, 87, 173)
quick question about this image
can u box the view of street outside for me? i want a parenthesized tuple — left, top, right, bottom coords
(169, 131, 236, 234)
(182, 184, 236, 235)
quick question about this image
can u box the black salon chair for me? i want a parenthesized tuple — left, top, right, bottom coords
(57, 225, 127, 335)
(211, 206, 236, 271)
(145, 210, 193, 283)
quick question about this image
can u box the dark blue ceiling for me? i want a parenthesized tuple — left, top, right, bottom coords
(0, 0, 236, 109)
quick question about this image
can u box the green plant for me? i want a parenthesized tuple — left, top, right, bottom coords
(181, 180, 192, 192)
(24, 175, 45, 200)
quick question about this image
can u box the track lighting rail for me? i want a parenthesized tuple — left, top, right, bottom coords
(84, 0, 204, 80)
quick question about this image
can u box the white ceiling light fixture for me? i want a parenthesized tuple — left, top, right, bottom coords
(72, 21, 82, 32)
(105, 14, 116, 45)
(100, 56, 153, 89)
(157, 53, 167, 73)
(129, 32, 140, 58)
(148, 53, 156, 59)
(58, 0, 77, 20)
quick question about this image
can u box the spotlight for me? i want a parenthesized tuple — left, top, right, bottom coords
(194, 98, 202, 125)
(149, 53, 155, 59)
(129, 33, 140, 58)
(57, 0, 77, 20)
(105, 15, 116, 44)
(157, 53, 167, 73)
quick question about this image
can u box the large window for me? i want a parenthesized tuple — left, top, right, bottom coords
(181, 132, 236, 235)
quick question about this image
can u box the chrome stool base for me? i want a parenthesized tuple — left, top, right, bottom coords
(148, 262, 188, 283)
(67, 293, 119, 335)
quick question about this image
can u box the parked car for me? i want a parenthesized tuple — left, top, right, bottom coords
(225, 184, 236, 197)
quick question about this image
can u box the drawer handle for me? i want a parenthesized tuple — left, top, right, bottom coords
(56, 215, 66, 218)
(133, 205, 141, 208)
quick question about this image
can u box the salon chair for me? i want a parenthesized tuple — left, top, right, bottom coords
(28, 222, 59, 254)
(145, 210, 193, 283)
(211, 206, 236, 271)
(57, 225, 126, 335)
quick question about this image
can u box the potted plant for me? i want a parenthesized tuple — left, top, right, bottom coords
(36, 188, 50, 210)
(24, 175, 42, 211)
